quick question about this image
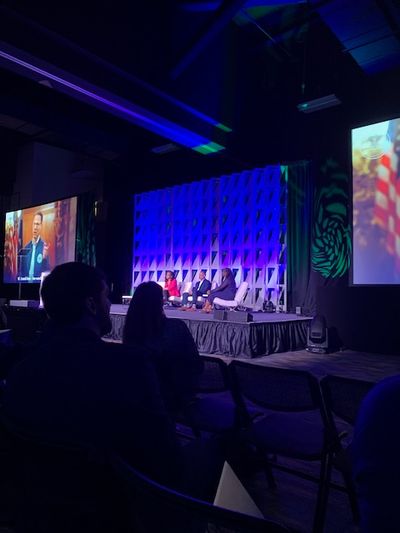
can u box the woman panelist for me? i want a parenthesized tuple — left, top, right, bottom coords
(163, 270, 179, 304)
(202, 268, 236, 313)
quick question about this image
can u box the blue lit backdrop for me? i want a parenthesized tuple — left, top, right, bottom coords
(132, 165, 288, 310)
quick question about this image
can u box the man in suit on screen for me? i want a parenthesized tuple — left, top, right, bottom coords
(19, 211, 50, 281)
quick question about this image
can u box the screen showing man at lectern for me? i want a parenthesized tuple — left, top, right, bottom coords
(3, 196, 78, 283)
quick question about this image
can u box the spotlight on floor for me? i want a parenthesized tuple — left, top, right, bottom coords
(306, 315, 329, 354)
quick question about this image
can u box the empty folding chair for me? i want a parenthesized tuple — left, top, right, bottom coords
(182, 356, 246, 437)
(230, 361, 331, 533)
(112, 453, 292, 533)
(320, 374, 375, 523)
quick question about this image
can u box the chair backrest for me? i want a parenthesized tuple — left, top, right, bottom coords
(111, 454, 291, 533)
(230, 361, 323, 412)
(0, 417, 115, 533)
(234, 282, 249, 304)
(197, 355, 230, 393)
(320, 375, 375, 425)
(181, 281, 192, 293)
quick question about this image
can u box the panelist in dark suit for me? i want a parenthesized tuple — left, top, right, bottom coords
(182, 270, 212, 310)
(19, 212, 50, 282)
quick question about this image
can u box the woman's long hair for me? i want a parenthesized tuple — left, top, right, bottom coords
(165, 270, 175, 281)
(123, 281, 165, 345)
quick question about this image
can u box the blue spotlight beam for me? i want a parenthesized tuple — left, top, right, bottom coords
(0, 6, 231, 132)
(0, 42, 225, 153)
(171, 0, 248, 79)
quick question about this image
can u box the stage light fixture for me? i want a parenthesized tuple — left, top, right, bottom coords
(151, 143, 180, 155)
(306, 315, 329, 354)
(297, 94, 341, 113)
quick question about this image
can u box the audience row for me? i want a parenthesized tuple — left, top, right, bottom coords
(0, 261, 396, 532)
(1, 263, 226, 532)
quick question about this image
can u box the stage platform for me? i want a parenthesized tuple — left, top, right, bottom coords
(107, 304, 312, 358)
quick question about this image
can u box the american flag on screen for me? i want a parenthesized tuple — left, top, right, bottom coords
(375, 126, 400, 267)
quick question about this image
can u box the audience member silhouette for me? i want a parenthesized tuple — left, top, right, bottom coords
(0, 306, 7, 330)
(203, 268, 236, 313)
(123, 283, 225, 529)
(123, 281, 203, 414)
(352, 375, 400, 533)
(2, 262, 182, 532)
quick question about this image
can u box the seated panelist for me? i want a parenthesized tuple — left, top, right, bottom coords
(182, 270, 211, 310)
(163, 270, 180, 303)
(202, 268, 236, 313)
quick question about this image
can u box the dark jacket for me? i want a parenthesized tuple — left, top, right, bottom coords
(209, 275, 236, 301)
(2, 326, 181, 483)
(194, 278, 212, 295)
(352, 376, 400, 533)
(126, 317, 203, 413)
(19, 237, 50, 280)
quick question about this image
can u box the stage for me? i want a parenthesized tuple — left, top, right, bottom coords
(106, 304, 312, 358)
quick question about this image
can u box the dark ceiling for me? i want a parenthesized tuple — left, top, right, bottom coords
(0, 0, 400, 192)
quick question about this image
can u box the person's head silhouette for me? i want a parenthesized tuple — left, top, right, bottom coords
(41, 262, 111, 336)
(123, 281, 164, 344)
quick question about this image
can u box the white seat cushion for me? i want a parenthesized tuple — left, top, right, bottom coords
(213, 282, 249, 309)
(168, 281, 191, 303)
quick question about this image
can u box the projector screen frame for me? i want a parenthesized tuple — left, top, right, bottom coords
(350, 113, 400, 287)
(3, 193, 79, 285)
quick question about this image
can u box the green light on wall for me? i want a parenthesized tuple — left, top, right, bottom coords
(215, 123, 233, 133)
(234, 6, 278, 26)
(193, 142, 225, 155)
(312, 181, 351, 279)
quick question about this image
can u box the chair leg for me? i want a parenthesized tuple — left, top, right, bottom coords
(181, 407, 204, 439)
(312, 450, 333, 533)
(264, 460, 277, 489)
(341, 469, 360, 524)
(257, 448, 276, 489)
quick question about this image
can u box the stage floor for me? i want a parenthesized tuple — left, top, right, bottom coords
(110, 304, 308, 323)
(107, 304, 312, 358)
